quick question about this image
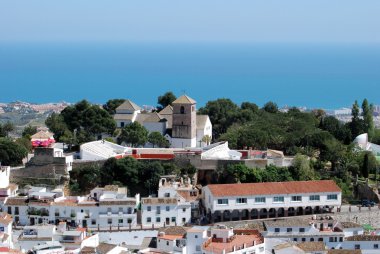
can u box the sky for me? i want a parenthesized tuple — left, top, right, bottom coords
(1, 0, 380, 44)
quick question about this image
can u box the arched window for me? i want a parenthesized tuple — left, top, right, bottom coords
(180, 106, 185, 114)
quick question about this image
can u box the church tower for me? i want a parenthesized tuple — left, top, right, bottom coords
(171, 95, 197, 147)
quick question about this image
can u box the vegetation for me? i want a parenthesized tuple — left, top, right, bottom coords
(148, 131, 169, 148)
(69, 157, 194, 196)
(0, 137, 28, 166)
(157, 91, 176, 110)
(118, 122, 148, 147)
(103, 99, 126, 115)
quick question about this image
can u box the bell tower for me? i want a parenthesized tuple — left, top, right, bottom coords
(171, 95, 196, 147)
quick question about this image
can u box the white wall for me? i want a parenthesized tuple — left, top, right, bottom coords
(203, 186, 341, 213)
(171, 137, 196, 148)
(0, 166, 10, 188)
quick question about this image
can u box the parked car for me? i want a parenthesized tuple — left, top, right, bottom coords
(361, 199, 375, 207)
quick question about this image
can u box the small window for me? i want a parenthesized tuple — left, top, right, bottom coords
(293, 238, 298, 241)
(217, 199, 228, 205)
(107, 219, 112, 224)
(274, 228, 280, 233)
(254, 197, 266, 203)
(318, 238, 323, 242)
(118, 219, 123, 224)
(180, 106, 185, 114)
(91, 219, 96, 225)
(236, 198, 247, 204)
(327, 194, 338, 200)
(171, 217, 176, 222)
(120, 122, 125, 127)
(287, 228, 292, 232)
(195, 235, 198, 238)
(374, 244, 379, 249)
(291, 196, 302, 202)
(273, 196, 284, 203)
(355, 244, 360, 249)
(196, 245, 201, 251)
(166, 241, 169, 246)
(166, 206, 170, 211)
(299, 228, 305, 233)
(156, 217, 161, 222)
(182, 208, 186, 212)
(301, 238, 306, 242)
(309, 195, 320, 201)
(182, 218, 186, 223)
(147, 217, 151, 223)
(147, 206, 151, 212)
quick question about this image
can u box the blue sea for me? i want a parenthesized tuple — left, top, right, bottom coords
(0, 42, 379, 109)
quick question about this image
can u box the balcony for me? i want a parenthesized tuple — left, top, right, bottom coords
(27, 209, 49, 217)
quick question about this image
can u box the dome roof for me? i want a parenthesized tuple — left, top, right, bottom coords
(354, 133, 368, 149)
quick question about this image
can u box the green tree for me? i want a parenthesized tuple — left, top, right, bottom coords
(291, 154, 319, 181)
(263, 101, 278, 113)
(362, 99, 374, 140)
(45, 112, 71, 141)
(15, 137, 33, 152)
(241, 102, 259, 113)
(119, 122, 148, 147)
(201, 135, 212, 146)
(350, 100, 364, 138)
(103, 99, 126, 115)
(69, 163, 101, 194)
(360, 151, 377, 178)
(198, 98, 240, 139)
(0, 138, 28, 166)
(157, 91, 176, 110)
(148, 131, 169, 148)
(22, 125, 38, 139)
(1, 121, 15, 137)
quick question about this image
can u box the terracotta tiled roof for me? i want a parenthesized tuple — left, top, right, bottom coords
(206, 180, 341, 197)
(345, 235, 380, 241)
(327, 250, 362, 254)
(296, 242, 326, 251)
(99, 200, 135, 206)
(340, 222, 362, 228)
(0, 213, 12, 225)
(5, 197, 28, 206)
(158, 226, 188, 236)
(96, 243, 117, 254)
(158, 234, 184, 241)
(159, 105, 173, 115)
(116, 100, 141, 111)
(265, 218, 311, 228)
(172, 95, 196, 104)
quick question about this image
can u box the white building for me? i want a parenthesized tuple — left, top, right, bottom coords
(0, 213, 13, 249)
(141, 177, 192, 228)
(202, 180, 342, 223)
(202, 225, 265, 254)
(0, 166, 18, 210)
(113, 95, 212, 148)
(4, 185, 139, 229)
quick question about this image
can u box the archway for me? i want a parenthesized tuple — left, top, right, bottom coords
(305, 206, 313, 215)
(277, 208, 285, 217)
(314, 206, 321, 214)
(268, 208, 276, 218)
(223, 210, 231, 221)
(231, 210, 240, 221)
(241, 209, 250, 220)
(296, 207, 304, 216)
(251, 209, 259, 220)
(288, 207, 295, 216)
(259, 208, 268, 219)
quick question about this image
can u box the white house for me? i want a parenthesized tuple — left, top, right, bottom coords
(0, 166, 18, 210)
(0, 213, 13, 249)
(202, 225, 265, 254)
(202, 180, 342, 223)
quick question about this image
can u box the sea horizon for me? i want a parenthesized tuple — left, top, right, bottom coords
(1, 42, 379, 109)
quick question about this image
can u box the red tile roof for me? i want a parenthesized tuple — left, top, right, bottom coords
(206, 180, 341, 197)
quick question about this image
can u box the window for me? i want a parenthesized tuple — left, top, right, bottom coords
(309, 195, 320, 201)
(310, 238, 314, 242)
(7, 207, 11, 214)
(274, 228, 280, 233)
(327, 194, 338, 200)
(166, 241, 169, 246)
(329, 237, 334, 242)
(171, 217, 176, 222)
(196, 245, 201, 251)
(293, 238, 298, 241)
(164, 193, 170, 197)
(287, 228, 292, 232)
(374, 244, 379, 249)
(107, 219, 112, 224)
(355, 244, 360, 249)
(339, 237, 343, 242)
(120, 122, 125, 127)
(299, 228, 305, 233)
(15, 207, 19, 215)
(180, 106, 185, 114)
(182, 218, 186, 223)
(107, 207, 112, 213)
(236, 198, 247, 204)
(156, 217, 161, 223)
(157, 207, 161, 214)
(91, 219, 96, 225)
(273, 196, 284, 203)
(301, 238, 306, 242)
(166, 206, 170, 212)
(118, 219, 123, 224)
(182, 208, 186, 212)
(255, 197, 266, 203)
(217, 199, 228, 205)
(147, 217, 151, 223)
(318, 238, 323, 242)
(291, 196, 302, 202)
(195, 235, 198, 239)
(119, 207, 123, 213)
(147, 206, 151, 212)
